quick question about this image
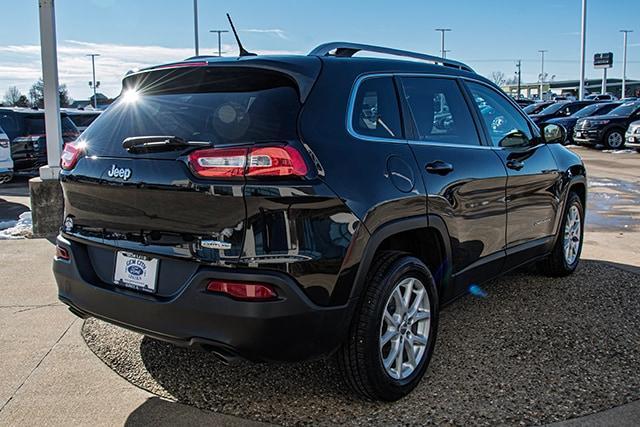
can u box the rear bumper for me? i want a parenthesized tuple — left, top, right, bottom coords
(53, 235, 353, 362)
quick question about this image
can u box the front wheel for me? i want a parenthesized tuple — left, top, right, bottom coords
(336, 251, 438, 401)
(604, 129, 625, 149)
(539, 192, 584, 276)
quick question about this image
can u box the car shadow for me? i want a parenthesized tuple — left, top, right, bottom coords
(86, 259, 640, 425)
(124, 396, 264, 426)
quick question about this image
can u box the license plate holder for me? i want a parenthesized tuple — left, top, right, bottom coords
(114, 251, 159, 293)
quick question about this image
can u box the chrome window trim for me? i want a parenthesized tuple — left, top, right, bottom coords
(346, 72, 496, 150)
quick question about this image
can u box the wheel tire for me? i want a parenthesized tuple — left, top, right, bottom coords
(336, 250, 439, 401)
(539, 192, 584, 277)
(604, 129, 625, 149)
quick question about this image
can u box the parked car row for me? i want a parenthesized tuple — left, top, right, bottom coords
(0, 107, 100, 181)
(522, 99, 640, 150)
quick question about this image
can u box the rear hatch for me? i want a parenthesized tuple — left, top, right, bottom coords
(61, 62, 317, 276)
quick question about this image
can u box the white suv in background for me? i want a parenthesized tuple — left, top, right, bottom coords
(625, 120, 640, 152)
(0, 125, 13, 183)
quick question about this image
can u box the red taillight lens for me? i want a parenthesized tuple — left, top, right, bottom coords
(60, 141, 84, 170)
(246, 146, 308, 177)
(55, 245, 70, 260)
(206, 280, 277, 301)
(188, 145, 308, 178)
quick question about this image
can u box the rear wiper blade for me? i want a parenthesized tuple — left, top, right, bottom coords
(122, 136, 212, 153)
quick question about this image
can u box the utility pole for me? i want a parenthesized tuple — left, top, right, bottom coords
(210, 29, 229, 56)
(516, 60, 522, 98)
(579, 0, 587, 100)
(86, 54, 100, 108)
(538, 50, 548, 100)
(193, 0, 199, 55)
(435, 28, 451, 59)
(620, 30, 633, 98)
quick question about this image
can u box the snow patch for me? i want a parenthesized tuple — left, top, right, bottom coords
(0, 212, 33, 239)
(601, 149, 636, 154)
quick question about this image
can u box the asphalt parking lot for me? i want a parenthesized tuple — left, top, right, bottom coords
(0, 146, 639, 426)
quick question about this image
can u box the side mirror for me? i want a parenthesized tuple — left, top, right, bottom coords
(541, 123, 566, 144)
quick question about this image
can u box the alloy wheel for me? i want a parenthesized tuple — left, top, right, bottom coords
(563, 204, 581, 265)
(608, 131, 623, 148)
(379, 277, 431, 380)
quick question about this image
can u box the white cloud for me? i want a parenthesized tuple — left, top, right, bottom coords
(242, 28, 288, 40)
(0, 40, 300, 101)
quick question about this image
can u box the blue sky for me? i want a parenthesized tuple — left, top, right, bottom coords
(1, 0, 639, 100)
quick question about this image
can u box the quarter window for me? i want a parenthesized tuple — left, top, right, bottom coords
(400, 77, 480, 145)
(351, 77, 402, 139)
(466, 82, 533, 147)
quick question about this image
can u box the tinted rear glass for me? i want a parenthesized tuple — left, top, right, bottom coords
(25, 116, 77, 135)
(0, 112, 76, 140)
(81, 67, 301, 157)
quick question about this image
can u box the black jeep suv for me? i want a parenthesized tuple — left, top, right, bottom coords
(0, 108, 79, 172)
(53, 43, 586, 401)
(573, 100, 640, 149)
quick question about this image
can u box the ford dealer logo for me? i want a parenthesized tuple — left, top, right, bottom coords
(126, 259, 146, 279)
(107, 164, 132, 180)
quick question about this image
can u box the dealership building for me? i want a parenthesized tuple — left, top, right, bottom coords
(502, 78, 640, 99)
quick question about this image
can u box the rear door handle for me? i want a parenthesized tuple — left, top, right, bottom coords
(425, 160, 454, 175)
(506, 160, 524, 171)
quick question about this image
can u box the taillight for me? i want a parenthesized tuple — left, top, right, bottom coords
(206, 279, 277, 301)
(188, 145, 308, 178)
(246, 146, 307, 176)
(60, 141, 84, 170)
(188, 147, 248, 178)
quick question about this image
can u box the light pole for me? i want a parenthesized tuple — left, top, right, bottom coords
(435, 28, 451, 59)
(86, 53, 100, 108)
(579, 0, 587, 100)
(516, 60, 522, 98)
(193, 0, 199, 56)
(538, 50, 548, 100)
(210, 29, 229, 56)
(620, 29, 633, 98)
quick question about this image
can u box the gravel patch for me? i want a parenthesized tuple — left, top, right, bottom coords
(82, 261, 640, 426)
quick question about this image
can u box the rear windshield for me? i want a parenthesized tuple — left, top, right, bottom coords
(81, 67, 301, 157)
(0, 112, 77, 140)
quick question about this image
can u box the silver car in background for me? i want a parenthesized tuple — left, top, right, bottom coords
(625, 120, 640, 152)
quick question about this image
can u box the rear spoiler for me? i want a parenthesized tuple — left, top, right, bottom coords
(123, 57, 322, 103)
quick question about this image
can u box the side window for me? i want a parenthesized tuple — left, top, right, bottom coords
(351, 77, 402, 139)
(567, 104, 585, 115)
(401, 77, 480, 145)
(466, 82, 534, 148)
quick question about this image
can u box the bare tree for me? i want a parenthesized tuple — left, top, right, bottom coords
(490, 71, 506, 86)
(28, 78, 72, 108)
(3, 86, 23, 106)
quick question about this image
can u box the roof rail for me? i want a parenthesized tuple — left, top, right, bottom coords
(308, 42, 474, 72)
